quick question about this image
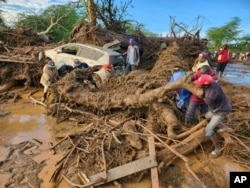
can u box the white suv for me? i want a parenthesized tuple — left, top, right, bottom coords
(44, 43, 125, 79)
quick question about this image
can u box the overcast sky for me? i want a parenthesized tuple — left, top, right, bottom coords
(1, 0, 250, 37)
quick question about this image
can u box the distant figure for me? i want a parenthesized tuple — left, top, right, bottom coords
(124, 38, 140, 75)
(40, 60, 58, 102)
(231, 52, 236, 60)
(192, 52, 210, 72)
(58, 61, 73, 78)
(185, 65, 218, 126)
(193, 74, 232, 158)
(168, 69, 191, 111)
(216, 43, 230, 77)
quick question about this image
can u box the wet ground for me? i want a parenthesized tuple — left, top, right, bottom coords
(222, 63, 250, 86)
(0, 63, 250, 188)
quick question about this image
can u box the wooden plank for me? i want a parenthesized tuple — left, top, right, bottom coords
(148, 136, 160, 188)
(88, 155, 157, 186)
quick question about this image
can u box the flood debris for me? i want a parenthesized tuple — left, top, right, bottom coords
(0, 26, 249, 188)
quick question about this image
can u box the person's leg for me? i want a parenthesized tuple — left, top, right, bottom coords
(220, 62, 228, 76)
(125, 64, 131, 75)
(185, 101, 198, 127)
(216, 63, 221, 75)
(200, 104, 208, 116)
(41, 84, 49, 102)
(205, 113, 225, 157)
(131, 64, 136, 71)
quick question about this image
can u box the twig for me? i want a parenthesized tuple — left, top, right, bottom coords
(64, 105, 99, 119)
(101, 137, 108, 180)
(29, 95, 47, 107)
(78, 171, 94, 188)
(32, 138, 43, 145)
(110, 117, 133, 131)
(231, 135, 250, 153)
(62, 175, 105, 188)
(136, 122, 207, 188)
(50, 136, 68, 149)
(136, 122, 188, 162)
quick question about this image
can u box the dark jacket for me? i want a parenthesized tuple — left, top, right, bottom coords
(58, 65, 73, 77)
(203, 82, 232, 116)
(74, 62, 89, 70)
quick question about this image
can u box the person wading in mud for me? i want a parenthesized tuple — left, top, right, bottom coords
(193, 74, 232, 158)
(40, 60, 58, 102)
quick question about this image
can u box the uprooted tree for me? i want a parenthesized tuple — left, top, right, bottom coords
(33, 39, 249, 187)
(0, 22, 249, 187)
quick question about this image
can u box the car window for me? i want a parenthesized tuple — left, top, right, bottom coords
(78, 47, 104, 61)
(61, 45, 79, 55)
(110, 55, 125, 66)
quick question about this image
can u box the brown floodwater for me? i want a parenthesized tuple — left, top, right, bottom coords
(0, 62, 250, 187)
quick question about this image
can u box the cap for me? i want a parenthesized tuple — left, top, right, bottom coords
(129, 38, 135, 44)
(48, 60, 55, 68)
(193, 74, 213, 86)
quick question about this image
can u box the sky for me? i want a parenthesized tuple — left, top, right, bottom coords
(1, 0, 250, 38)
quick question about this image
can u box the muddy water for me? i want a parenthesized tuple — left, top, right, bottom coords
(0, 93, 67, 188)
(220, 63, 250, 86)
(0, 63, 250, 188)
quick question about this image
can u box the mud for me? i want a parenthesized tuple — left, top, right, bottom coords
(0, 62, 250, 188)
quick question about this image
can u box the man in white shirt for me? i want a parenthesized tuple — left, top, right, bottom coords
(124, 38, 140, 74)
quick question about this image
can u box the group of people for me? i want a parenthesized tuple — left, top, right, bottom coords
(169, 47, 232, 158)
(40, 59, 96, 102)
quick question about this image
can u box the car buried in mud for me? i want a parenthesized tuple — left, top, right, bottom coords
(44, 43, 125, 81)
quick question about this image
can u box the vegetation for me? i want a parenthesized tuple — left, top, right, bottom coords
(1, 0, 250, 47)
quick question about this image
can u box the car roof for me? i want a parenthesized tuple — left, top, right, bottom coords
(59, 43, 120, 55)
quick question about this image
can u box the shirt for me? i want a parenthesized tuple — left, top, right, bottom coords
(203, 82, 232, 116)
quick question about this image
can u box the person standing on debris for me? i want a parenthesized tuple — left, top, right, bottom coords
(216, 43, 230, 78)
(124, 38, 140, 75)
(193, 74, 232, 158)
(58, 60, 73, 78)
(192, 52, 210, 72)
(185, 65, 218, 126)
(168, 68, 191, 111)
(40, 60, 58, 102)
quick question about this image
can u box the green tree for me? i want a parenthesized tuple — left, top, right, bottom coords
(206, 17, 242, 49)
(16, 4, 84, 42)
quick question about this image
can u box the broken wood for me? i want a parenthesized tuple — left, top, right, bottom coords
(148, 137, 159, 188)
(87, 155, 157, 186)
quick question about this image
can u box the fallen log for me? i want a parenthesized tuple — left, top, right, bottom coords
(58, 72, 203, 111)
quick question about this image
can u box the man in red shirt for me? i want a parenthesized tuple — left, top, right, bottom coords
(217, 43, 230, 77)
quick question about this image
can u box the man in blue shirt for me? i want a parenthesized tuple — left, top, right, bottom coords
(168, 70, 191, 111)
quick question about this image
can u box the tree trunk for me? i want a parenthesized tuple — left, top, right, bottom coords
(87, 0, 97, 26)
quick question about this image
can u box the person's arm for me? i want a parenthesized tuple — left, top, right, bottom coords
(135, 46, 140, 65)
